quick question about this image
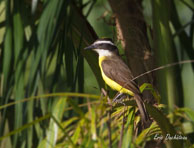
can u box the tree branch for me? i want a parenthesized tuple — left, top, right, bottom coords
(108, 0, 155, 102)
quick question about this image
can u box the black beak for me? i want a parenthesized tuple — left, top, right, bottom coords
(84, 44, 96, 50)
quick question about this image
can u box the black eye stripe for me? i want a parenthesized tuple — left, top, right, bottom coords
(96, 43, 117, 51)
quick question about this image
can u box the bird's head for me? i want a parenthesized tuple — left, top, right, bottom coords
(84, 38, 119, 57)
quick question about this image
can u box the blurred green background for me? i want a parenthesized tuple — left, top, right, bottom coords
(0, 0, 194, 147)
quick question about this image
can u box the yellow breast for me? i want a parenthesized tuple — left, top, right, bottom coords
(99, 56, 134, 96)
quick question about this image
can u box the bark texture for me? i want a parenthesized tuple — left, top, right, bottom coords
(108, 0, 155, 102)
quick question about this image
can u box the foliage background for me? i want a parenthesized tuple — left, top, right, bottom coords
(0, 0, 194, 148)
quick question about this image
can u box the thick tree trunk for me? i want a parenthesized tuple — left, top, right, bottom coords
(108, 0, 155, 102)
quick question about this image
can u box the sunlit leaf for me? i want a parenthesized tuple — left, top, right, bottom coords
(38, 98, 67, 148)
(122, 108, 135, 148)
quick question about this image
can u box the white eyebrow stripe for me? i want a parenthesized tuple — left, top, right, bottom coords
(94, 40, 114, 45)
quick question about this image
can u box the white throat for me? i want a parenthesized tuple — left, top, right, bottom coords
(94, 49, 113, 57)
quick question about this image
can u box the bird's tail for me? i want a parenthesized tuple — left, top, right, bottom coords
(134, 94, 150, 126)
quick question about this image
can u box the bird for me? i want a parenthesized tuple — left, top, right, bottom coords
(84, 38, 150, 125)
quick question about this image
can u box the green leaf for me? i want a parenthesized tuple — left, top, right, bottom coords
(91, 107, 97, 140)
(72, 121, 82, 143)
(122, 108, 135, 148)
(140, 83, 161, 103)
(38, 98, 67, 148)
(13, 10, 25, 147)
(13, 12, 24, 63)
(68, 99, 85, 118)
(115, 101, 183, 147)
(146, 103, 183, 148)
(70, 5, 104, 88)
(179, 108, 194, 122)
(0, 114, 51, 141)
(2, 26, 12, 95)
(28, 0, 64, 90)
(135, 122, 160, 146)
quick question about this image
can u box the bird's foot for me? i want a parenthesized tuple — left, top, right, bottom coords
(113, 93, 127, 106)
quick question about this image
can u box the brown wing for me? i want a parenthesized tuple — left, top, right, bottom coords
(101, 55, 140, 95)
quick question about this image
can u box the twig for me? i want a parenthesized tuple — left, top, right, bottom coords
(116, 60, 194, 93)
(102, 88, 112, 148)
(118, 107, 126, 148)
(107, 109, 112, 148)
(132, 60, 194, 81)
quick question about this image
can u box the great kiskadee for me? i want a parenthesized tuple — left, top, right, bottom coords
(84, 38, 149, 124)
